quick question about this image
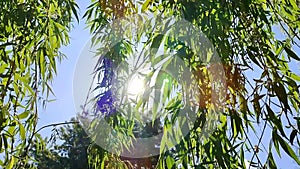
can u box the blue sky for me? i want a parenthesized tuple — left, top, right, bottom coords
(36, 1, 299, 168)
(37, 1, 90, 136)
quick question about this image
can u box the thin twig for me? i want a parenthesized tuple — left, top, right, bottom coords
(34, 121, 79, 135)
(248, 119, 267, 169)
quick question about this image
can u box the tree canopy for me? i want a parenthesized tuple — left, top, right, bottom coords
(0, 0, 300, 169)
(29, 119, 90, 169)
(81, 0, 300, 168)
(0, 0, 78, 168)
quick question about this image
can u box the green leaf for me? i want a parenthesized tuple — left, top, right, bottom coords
(276, 131, 300, 165)
(7, 126, 15, 136)
(70, 1, 79, 22)
(6, 156, 14, 169)
(19, 123, 25, 140)
(252, 94, 262, 123)
(240, 146, 245, 168)
(0, 137, 2, 152)
(247, 50, 262, 68)
(23, 83, 35, 96)
(290, 73, 300, 81)
(295, 117, 300, 131)
(268, 152, 277, 169)
(289, 129, 297, 145)
(272, 131, 281, 157)
(160, 132, 167, 154)
(266, 105, 286, 137)
(150, 34, 165, 58)
(13, 82, 19, 95)
(273, 83, 290, 112)
(151, 54, 171, 67)
(17, 111, 29, 119)
(166, 156, 175, 169)
(284, 47, 300, 61)
(231, 110, 243, 139)
(142, 0, 153, 12)
(289, 0, 298, 8)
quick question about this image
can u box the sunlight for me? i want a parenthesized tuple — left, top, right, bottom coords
(127, 75, 145, 98)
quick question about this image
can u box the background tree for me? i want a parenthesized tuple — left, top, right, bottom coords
(29, 119, 90, 169)
(0, 0, 78, 168)
(29, 119, 142, 169)
(83, 0, 300, 168)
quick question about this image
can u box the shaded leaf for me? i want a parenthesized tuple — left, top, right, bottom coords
(284, 46, 300, 61)
(276, 131, 300, 165)
(289, 129, 297, 145)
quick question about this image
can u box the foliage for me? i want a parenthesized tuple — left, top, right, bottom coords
(29, 119, 90, 169)
(30, 119, 153, 169)
(0, 0, 78, 168)
(83, 0, 300, 169)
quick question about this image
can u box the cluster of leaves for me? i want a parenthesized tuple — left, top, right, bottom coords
(6, 0, 297, 168)
(0, 0, 78, 168)
(83, 0, 300, 168)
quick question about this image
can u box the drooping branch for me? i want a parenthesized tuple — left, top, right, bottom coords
(34, 121, 79, 135)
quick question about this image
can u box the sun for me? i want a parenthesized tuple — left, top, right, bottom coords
(127, 75, 145, 98)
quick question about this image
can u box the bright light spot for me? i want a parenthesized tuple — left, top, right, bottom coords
(128, 76, 145, 98)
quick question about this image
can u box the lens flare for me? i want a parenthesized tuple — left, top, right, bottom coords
(127, 75, 145, 98)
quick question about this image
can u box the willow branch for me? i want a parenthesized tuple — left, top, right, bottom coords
(34, 121, 79, 135)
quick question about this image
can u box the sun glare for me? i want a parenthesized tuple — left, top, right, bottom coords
(127, 76, 145, 98)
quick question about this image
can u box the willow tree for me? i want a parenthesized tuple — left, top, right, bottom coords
(82, 0, 300, 168)
(0, 0, 78, 168)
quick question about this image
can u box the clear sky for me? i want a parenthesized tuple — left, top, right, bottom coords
(37, 1, 90, 136)
(37, 1, 299, 168)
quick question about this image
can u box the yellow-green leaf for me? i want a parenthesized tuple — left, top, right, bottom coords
(19, 123, 26, 140)
(17, 111, 29, 119)
(142, 0, 153, 12)
(6, 156, 14, 169)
